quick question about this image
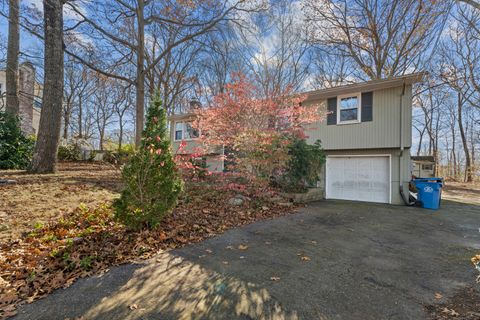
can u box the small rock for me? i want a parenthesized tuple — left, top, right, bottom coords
(278, 202, 293, 207)
(269, 196, 284, 203)
(228, 197, 244, 206)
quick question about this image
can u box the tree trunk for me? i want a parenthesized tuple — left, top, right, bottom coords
(99, 130, 104, 151)
(63, 110, 70, 140)
(29, 0, 64, 173)
(5, 0, 20, 115)
(135, 0, 145, 147)
(457, 93, 473, 182)
(78, 99, 83, 138)
(118, 118, 123, 151)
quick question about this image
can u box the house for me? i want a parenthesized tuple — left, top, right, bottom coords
(169, 112, 225, 172)
(169, 73, 425, 205)
(411, 156, 435, 178)
(0, 62, 41, 135)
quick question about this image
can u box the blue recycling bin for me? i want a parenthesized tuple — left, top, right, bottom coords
(413, 178, 443, 210)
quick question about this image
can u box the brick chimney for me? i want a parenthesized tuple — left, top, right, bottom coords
(18, 62, 35, 135)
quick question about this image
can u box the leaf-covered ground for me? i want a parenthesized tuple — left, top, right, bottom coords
(442, 181, 480, 205)
(0, 162, 296, 319)
(425, 286, 480, 319)
(0, 162, 122, 242)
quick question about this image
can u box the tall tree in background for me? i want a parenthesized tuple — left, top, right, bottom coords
(29, 0, 64, 173)
(5, 0, 19, 115)
(303, 0, 448, 80)
(63, 0, 263, 147)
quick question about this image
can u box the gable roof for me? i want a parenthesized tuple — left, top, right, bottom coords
(411, 156, 435, 163)
(168, 72, 427, 119)
(304, 72, 427, 101)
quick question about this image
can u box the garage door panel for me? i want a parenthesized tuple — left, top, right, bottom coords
(326, 156, 390, 204)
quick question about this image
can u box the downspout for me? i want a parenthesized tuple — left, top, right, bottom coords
(399, 82, 415, 205)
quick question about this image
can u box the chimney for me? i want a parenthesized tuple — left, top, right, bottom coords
(18, 62, 35, 135)
(189, 99, 201, 111)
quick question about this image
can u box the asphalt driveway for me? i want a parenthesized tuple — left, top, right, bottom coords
(14, 200, 480, 320)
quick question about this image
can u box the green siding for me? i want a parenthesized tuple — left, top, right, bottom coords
(304, 85, 412, 151)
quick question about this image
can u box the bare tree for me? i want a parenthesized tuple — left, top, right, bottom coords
(92, 77, 116, 150)
(234, 0, 311, 97)
(145, 23, 203, 115)
(309, 47, 355, 88)
(303, 0, 448, 80)
(5, 0, 19, 115)
(437, 6, 480, 181)
(112, 84, 133, 150)
(29, 0, 64, 173)
(0, 33, 7, 66)
(63, 0, 263, 146)
(459, 0, 480, 10)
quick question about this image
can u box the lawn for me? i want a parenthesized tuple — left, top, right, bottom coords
(442, 181, 480, 205)
(0, 162, 121, 242)
(0, 161, 295, 318)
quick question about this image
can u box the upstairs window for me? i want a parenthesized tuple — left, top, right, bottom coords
(174, 121, 199, 141)
(337, 94, 361, 124)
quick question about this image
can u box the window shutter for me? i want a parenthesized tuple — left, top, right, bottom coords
(327, 97, 337, 125)
(361, 92, 373, 122)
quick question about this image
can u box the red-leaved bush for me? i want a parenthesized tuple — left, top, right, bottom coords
(195, 74, 324, 178)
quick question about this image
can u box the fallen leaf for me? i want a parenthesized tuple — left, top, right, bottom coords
(238, 244, 248, 250)
(129, 304, 138, 310)
(442, 307, 459, 316)
(300, 256, 311, 261)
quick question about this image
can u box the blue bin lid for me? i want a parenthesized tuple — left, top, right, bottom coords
(413, 177, 443, 182)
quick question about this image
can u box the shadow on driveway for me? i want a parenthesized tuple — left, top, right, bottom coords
(13, 200, 480, 320)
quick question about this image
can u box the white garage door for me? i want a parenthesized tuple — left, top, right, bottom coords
(326, 156, 390, 204)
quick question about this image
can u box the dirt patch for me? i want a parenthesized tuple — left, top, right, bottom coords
(0, 162, 122, 243)
(442, 182, 480, 205)
(425, 286, 480, 319)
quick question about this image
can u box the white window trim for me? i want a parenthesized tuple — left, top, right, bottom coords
(337, 93, 361, 125)
(174, 121, 200, 141)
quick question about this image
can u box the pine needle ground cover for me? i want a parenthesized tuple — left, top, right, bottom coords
(0, 163, 296, 318)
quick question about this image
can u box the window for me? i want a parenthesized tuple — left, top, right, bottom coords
(185, 122, 199, 139)
(174, 121, 199, 141)
(422, 164, 433, 171)
(337, 94, 360, 124)
(175, 122, 183, 140)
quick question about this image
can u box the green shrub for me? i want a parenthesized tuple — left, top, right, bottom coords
(57, 144, 82, 161)
(0, 112, 35, 169)
(113, 95, 183, 230)
(102, 145, 135, 165)
(277, 138, 325, 192)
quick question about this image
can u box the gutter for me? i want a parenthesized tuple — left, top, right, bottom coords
(398, 81, 415, 205)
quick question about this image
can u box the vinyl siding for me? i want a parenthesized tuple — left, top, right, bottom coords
(304, 85, 412, 151)
(169, 120, 222, 155)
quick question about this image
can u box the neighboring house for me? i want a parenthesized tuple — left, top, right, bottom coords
(411, 156, 435, 178)
(0, 62, 41, 135)
(169, 112, 224, 172)
(169, 73, 425, 205)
